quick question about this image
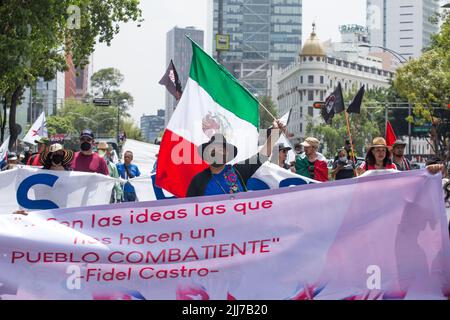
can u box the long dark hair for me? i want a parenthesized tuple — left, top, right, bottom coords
(365, 148, 393, 167)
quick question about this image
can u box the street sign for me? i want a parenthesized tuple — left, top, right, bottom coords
(93, 98, 112, 106)
(216, 34, 230, 51)
(413, 123, 432, 133)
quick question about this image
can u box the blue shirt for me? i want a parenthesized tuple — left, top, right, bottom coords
(117, 163, 141, 193)
(204, 165, 244, 196)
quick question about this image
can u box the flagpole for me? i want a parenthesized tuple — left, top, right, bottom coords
(258, 101, 294, 143)
(344, 111, 358, 176)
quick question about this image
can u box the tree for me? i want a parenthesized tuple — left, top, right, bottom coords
(258, 96, 277, 129)
(91, 68, 125, 97)
(47, 99, 143, 143)
(121, 117, 143, 141)
(394, 11, 450, 159)
(55, 99, 118, 138)
(46, 116, 77, 137)
(0, 0, 143, 150)
(90, 68, 134, 116)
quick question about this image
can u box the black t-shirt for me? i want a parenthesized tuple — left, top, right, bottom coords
(332, 160, 355, 180)
(187, 153, 268, 197)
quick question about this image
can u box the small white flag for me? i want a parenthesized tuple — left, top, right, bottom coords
(0, 136, 10, 162)
(22, 112, 48, 145)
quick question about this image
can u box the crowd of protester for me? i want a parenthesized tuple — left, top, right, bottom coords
(1, 126, 448, 215)
(1, 129, 139, 203)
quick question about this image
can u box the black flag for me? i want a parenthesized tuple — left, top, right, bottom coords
(321, 83, 345, 124)
(347, 85, 365, 114)
(159, 60, 183, 100)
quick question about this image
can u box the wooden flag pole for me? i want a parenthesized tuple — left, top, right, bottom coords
(259, 101, 291, 138)
(344, 111, 358, 176)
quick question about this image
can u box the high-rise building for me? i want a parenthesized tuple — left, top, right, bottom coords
(65, 54, 89, 101)
(366, 0, 441, 60)
(141, 110, 166, 143)
(16, 73, 65, 140)
(209, 0, 302, 97)
(165, 26, 204, 126)
(75, 65, 89, 101)
(65, 54, 77, 99)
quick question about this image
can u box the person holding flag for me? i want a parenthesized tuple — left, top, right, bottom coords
(187, 120, 284, 197)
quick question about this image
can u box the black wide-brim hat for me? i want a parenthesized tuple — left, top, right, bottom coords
(40, 144, 74, 167)
(198, 134, 238, 164)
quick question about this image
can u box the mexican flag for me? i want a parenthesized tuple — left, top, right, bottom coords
(156, 39, 260, 198)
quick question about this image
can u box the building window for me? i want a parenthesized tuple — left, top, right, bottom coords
(300, 76, 303, 84)
(300, 107, 303, 118)
(300, 123, 303, 132)
(308, 90, 314, 101)
(320, 76, 324, 84)
(308, 107, 313, 117)
(308, 75, 314, 84)
(320, 91, 324, 101)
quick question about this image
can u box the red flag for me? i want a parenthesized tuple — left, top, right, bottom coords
(385, 120, 397, 147)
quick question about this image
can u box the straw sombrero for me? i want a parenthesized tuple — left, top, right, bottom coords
(40, 143, 74, 166)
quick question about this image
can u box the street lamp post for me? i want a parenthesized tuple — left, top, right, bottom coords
(358, 44, 408, 63)
(67, 112, 96, 130)
(117, 99, 128, 144)
(358, 44, 412, 155)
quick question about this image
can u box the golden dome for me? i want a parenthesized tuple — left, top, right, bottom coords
(300, 23, 326, 57)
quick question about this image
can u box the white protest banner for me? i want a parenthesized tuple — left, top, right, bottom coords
(0, 167, 116, 214)
(0, 169, 449, 299)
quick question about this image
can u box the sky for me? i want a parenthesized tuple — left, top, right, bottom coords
(93, 0, 367, 125)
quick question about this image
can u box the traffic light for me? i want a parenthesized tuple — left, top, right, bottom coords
(313, 101, 325, 109)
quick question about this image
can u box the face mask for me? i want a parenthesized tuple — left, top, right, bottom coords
(80, 142, 92, 151)
(52, 154, 64, 165)
(339, 157, 347, 162)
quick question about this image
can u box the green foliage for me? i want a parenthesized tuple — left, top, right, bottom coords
(0, 0, 143, 148)
(46, 116, 78, 136)
(90, 68, 134, 116)
(258, 96, 277, 129)
(56, 99, 118, 138)
(47, 99, 143, 142)
(393, 11, 450, 158)
(91, 68, 125, 97)
(121, 117, 143, 141)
